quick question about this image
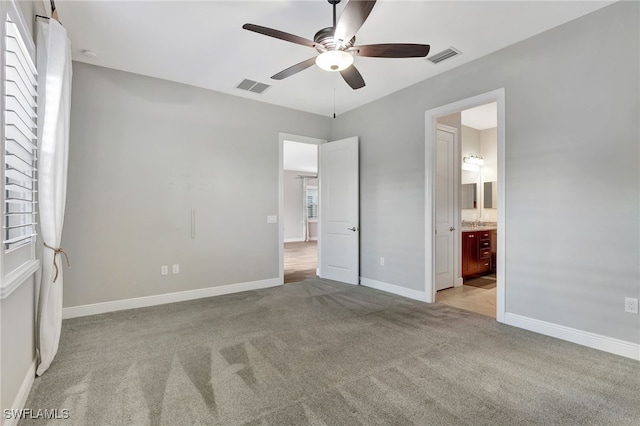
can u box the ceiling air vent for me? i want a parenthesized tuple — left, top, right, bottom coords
(427, 47, 461, 64)
(236, 79, 271, 94)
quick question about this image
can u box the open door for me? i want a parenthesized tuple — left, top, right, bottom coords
(318, 137, 359, 285)
(435, 126, 457, 291)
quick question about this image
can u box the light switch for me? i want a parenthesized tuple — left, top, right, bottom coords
(267, 215, 278, 224)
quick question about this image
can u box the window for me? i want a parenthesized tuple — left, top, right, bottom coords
(306, 185, 318, 220)
(1, 0, 39, 297)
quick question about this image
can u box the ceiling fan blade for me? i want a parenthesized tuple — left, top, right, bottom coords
(340, 65, 366, 90)
(242, 24, 316, 48)
(334, 0, 377, 46)
(354, 43, 431, 58)
(272, 57, 318, 80)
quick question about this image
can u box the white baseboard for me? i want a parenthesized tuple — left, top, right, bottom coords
(284, 238, 317, 243)
(504, 313, 640, 361)
(454, 277, 464, 287)
(360, 277, 428, 302)
(62, 278, 281, 319)
(3, 359, 36, 426)
(284, 237, 304, 243)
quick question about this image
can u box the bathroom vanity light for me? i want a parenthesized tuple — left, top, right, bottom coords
(462, 154, 484, 171)
(464, 153, 485, 166)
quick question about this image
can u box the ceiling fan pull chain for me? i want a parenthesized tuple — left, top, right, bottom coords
(333, 87, 336, 119)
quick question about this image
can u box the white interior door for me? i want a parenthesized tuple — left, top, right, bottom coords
(435, 127, 456, 291)
(319, 137, 359, 285)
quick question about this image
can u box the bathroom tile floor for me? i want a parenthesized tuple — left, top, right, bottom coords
(436, 277, 497, 318)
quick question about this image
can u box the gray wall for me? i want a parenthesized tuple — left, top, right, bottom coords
(63, 63, 331, 307)
(332, 2, 639, 343)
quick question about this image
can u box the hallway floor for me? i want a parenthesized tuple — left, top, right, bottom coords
(284, 241, 317, 284)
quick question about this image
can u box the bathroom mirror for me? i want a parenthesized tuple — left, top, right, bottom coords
(461, 183, 477, 209)
(484, 181, 497, 208)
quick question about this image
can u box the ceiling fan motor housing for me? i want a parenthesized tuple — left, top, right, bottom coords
(314, 27, 355, 52)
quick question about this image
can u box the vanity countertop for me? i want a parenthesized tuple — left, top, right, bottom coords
(461, 225, 498, 232)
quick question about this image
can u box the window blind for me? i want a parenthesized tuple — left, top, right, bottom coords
(306, 186, 318, 219)
(3, 14, 37, 252)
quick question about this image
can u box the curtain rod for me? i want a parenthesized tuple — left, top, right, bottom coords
(35, 14, 62, 25)
(36, 1, 60, 23)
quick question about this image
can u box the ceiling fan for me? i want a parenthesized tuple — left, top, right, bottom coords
(242, 0, 430, 90)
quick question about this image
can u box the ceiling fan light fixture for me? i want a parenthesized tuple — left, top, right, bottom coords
(316, 50, 354, 72)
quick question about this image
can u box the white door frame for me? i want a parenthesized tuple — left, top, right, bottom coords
(424, 88, 506, 323)
(279, 133, 326, 284)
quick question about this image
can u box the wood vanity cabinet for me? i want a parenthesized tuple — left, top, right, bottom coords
(462, 230, 492, 278)
(462, 231, 478, 277)
(490, 230, 497, 271)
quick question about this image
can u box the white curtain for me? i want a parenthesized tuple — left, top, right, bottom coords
(35, 18, 72, 376)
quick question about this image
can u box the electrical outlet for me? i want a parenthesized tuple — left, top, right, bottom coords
(380, 257, 385, 266)
(624, 297, 638, 314)
(161, 265, 168, 275)
(172, 264, 180, 274)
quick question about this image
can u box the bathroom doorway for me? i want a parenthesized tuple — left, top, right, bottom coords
(425, 89, 505, 322)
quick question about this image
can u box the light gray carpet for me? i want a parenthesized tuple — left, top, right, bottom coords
(22, 278, 640, 425)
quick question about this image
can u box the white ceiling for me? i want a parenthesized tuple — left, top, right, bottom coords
(462, 102, 497, 130)
(57, 1, 613, 117)
(283, 140, 318, 173)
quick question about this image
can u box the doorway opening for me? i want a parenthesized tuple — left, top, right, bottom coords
(425, 89, 505, 322)
(436, 102, 498, 318)
(280, 135, 324, 284)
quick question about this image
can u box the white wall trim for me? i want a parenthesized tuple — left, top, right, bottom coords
(424, 88, 506, 324)
(0, 259, 40, 300)
(360, 277, 428, 302)
(309, 237, 318, 241)
(504, 313, 640, 361)
(3, 359, 36, 426)
(62, 278, 281, 319)
(284, 237, 305, 243)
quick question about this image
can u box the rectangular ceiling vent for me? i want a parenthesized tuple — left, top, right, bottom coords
(427, 47, 461, 64)
(236, 79, 271, 94)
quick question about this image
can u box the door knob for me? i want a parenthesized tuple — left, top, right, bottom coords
(450, 226, 456, 232)
(347, 227, 358, 231)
